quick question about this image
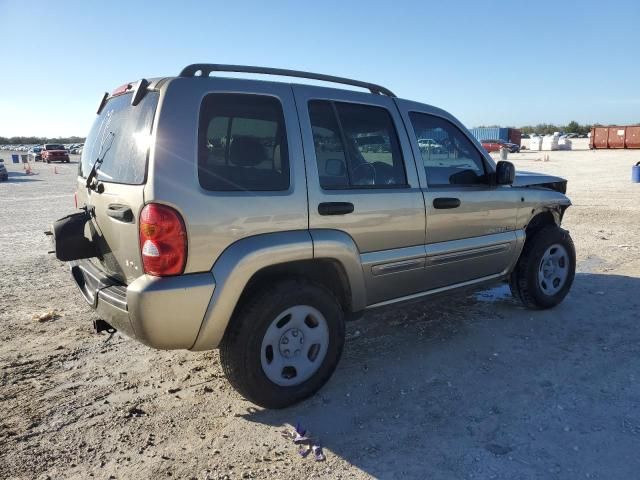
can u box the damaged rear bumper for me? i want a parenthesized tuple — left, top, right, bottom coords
(70, 259, 215, 350)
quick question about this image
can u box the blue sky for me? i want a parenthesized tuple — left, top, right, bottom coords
(1, 0, 638, 137)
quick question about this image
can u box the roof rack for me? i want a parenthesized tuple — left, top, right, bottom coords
(179, 63, 396, 97)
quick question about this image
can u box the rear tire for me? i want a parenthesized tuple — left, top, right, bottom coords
(220, 278, 345, 408)
(510, 225, 576, 309)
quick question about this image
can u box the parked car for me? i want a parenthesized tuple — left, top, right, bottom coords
(51, 65, 575, 408)
(41, 144, 70, 163)
(70, 144, 84, 154)
(504, 141, 521, 153)
(0, 159, 7, 181)
(417, 138, 446, 154)
(28, 146, 43, 162)
(481, 139, 520, 153)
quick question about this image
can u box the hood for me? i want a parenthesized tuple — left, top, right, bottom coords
(513, 170, 567, 194)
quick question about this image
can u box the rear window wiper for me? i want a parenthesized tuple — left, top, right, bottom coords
(86, 132, 115, 189)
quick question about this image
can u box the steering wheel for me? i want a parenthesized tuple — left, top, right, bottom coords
(371, 161, 400, 185)
(351, 163, 376, 185)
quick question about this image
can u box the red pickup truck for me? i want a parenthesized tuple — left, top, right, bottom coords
(41, 144, 70, 163)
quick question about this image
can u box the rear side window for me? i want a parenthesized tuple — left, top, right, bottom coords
(198, 94, 289, 191)
(80, 92, 159, 185)
(308, 100, 406, 189)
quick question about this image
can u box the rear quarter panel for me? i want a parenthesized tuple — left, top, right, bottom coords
(147, 77, 308, 274)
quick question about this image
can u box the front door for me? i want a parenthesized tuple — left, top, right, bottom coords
(397, 101, 522, 290)
(294, 86, 426, 305)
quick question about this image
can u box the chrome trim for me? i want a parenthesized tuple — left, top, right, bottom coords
(361, 245, 426, 276)
(371, 258, 425, 275)
(427, 242, 511, 265)
(425, 231, 517, 263)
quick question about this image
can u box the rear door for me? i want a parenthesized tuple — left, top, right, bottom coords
(294, 86, 426, 305)
(77, 90, 159, 284)
(397, 101, 522, 290)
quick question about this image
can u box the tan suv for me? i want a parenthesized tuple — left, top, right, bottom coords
(51, 64, 575, 408)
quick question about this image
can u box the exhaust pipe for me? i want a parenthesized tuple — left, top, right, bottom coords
(93, 319, 116, 334)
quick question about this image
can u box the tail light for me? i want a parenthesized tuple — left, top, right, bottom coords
(139, 204, 187, 276)
(74, 192, 78, 209)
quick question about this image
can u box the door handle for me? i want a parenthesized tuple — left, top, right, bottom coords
(106, 203, 134, 222)
(433, 197, 461, 209)
(318, 202, 354, 216)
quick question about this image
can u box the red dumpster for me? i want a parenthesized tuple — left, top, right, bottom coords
(607, 127, 626, 148)
(626, 126, 640, 149)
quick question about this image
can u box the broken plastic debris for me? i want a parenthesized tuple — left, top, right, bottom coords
(282, 422, 326, 461)
(312, 444, 326, 462)
(298, 445, 312, 458)
(33, 310, 60, 322)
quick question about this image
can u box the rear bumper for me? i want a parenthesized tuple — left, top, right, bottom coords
(71, 259, 215, 349)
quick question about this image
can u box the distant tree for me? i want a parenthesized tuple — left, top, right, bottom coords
(565, 121, 580, 133)
(1, 135, 86, 145)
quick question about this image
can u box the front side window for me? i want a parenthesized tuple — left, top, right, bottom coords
(198, 94, 289, 191)
(308, 100, 406, 188)
(409, 112, 488, 186)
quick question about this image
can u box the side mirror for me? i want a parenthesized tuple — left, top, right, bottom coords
(496, 160, 515, 185)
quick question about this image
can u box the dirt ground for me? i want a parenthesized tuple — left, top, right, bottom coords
(1, 145, 639, 480)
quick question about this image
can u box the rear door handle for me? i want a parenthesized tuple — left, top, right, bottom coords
(433, 197, 461, 209)
(318, 202, 354, 216)
(106, 203, 134, 222)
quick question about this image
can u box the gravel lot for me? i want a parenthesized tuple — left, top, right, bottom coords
(1, 145, 640, 480)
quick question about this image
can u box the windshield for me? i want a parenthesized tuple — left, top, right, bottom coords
(80, 91, 159, 185)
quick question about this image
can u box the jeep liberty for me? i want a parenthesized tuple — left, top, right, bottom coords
(51, 64, 575, 408)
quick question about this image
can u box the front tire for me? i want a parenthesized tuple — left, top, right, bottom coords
(220, 278, 345, 408)
(510, 225, 576, 309)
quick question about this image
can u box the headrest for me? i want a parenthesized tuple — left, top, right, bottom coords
(230, 136, 267, 167)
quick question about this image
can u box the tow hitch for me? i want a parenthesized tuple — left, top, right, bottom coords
(93, 319, 116, 334)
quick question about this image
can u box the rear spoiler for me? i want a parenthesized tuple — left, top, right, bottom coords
(96, 78, 150, 114)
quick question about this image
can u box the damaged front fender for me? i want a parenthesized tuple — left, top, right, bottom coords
(513, 172, 572, 231)
(513, 170, 568, 194)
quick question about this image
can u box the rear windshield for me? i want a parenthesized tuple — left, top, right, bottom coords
(80, 91, 159, 185)
(45, 144, 64, 150)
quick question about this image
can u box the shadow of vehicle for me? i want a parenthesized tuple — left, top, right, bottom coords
(240, 273, 640, 478)
(4, 172, 42, 183)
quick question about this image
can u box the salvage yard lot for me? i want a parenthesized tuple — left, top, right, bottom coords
(1, 148, 640, 479)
